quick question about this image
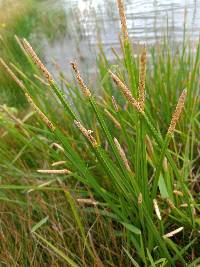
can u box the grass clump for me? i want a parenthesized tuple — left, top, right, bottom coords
(0, 0, 200, 266)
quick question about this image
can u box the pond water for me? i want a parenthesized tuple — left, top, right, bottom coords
(37, 0, 200, 77)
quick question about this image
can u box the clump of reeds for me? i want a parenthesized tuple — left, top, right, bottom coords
(0, 0, 198, 265)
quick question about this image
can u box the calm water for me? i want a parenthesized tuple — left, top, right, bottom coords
(38, 0, 200, 77)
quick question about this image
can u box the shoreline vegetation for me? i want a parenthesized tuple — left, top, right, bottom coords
(0, 0, 38, 107)
(0, 0, 68, 107)
(0, 0, 200, 266)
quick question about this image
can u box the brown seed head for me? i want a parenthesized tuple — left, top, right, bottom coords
(0, 105, 22, 126)
(173, 190, 184, 197)
(114, 137, 131, 171)
(138, 192, 143, 205)
(109, 70, 143, 113)
(0, 58, 54, 131)
(74, 120, 98, 147)
(116, 0, 129, 41)
(153, 199, 162, 220)
(37, 169, 71, 174)
(138, 48, 147, 110)
(163, 157, 168, 172)
(163, 227, 184, 239)
(166, 198, 175, 209)
(112, 96, 119, 112)
(25, 92, 55, 131)
(167, 89, 187, 134)
(0, 58, 26, 91)
(180, 203, 188, 208)
(146, 135, 154, 158)
(51, 143, 64, 152)
(71, 62, 91, 97)
(52, 161, 67, 167)
(77, 198, 99, 205)
(22, 39, 53, 83)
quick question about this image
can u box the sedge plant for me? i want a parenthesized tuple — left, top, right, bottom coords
(0, 0, 200, 266)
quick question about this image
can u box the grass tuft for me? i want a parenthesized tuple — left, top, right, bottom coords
(0, 0, 199, 266)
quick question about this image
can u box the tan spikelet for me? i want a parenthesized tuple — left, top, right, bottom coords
(138, 48, 147, 110)
(77, 198, 99, 205)
(166, 198, 175, 209)
(51, 143, 64, 152)
(146, 135, 154, 159)
(153, 199, 162, 220)
(0, 105, 22, 126)
(112, 96, 119, 112)
(0, 59, 54, 130)
(74, 120, 98, 147)
(71, 62, 91, 97)
(0, 58, 26, 91)
(22, 39, 53, 83)
(163, 227, 184, 239)
(167, 89, 187, 134)
(27, 180, 54, 193)
(14, 35, 26, 54)
(37, 169, 71, 174)
(114, 137, 131, 171)
(25, 93, 55, 131)
(180, 203, 188, 208)
(163, 157, 168, 172)
(52, 161, 67, 167)
(109, 70, 143, 113)
(117, 0, 129, 41)
(105, 109, 121, 129)
(138, 192, 143, 204)
(173, 190, 184, 197)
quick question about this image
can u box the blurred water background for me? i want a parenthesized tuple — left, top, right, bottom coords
(1, 0, 200, 78)
(35, 0, 199, 78)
